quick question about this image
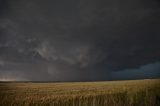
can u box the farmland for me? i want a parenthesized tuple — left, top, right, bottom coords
(0, 79, 160, 106)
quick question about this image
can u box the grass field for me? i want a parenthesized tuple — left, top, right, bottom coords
(0, 79, 160, 106)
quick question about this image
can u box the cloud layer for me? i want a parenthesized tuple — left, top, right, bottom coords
(0, 0, 160, 81)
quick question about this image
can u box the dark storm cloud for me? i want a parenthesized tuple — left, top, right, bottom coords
(0, 0, 9, 15)
(0, 0, 160, 81)
(111, 62, 160, 80)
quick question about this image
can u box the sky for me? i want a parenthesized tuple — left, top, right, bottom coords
(0, 0, 160, 81)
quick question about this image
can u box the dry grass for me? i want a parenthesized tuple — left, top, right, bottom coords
(0, 79, 160, 106)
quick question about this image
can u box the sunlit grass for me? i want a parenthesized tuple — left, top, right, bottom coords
(0, 79, 160, 106)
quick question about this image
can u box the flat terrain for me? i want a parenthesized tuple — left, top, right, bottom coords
(0, 79, 160, 106)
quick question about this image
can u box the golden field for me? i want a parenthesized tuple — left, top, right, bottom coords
(0, 79, 160, 106)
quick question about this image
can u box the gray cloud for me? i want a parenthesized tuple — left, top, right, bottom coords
(0, 0, 160, 81)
